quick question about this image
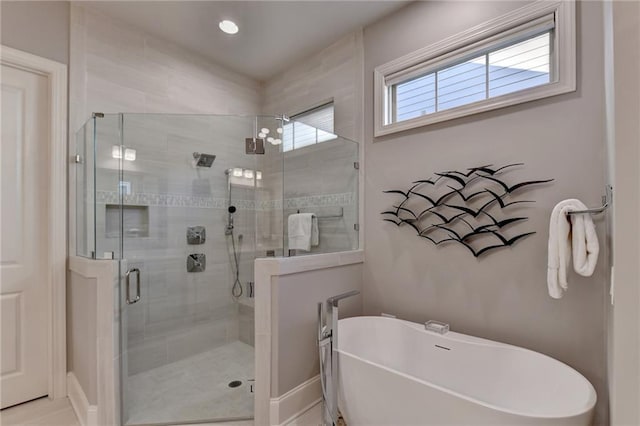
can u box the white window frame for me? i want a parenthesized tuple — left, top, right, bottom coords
(283, 101, 337, 152)
(373, 0, 575, 137)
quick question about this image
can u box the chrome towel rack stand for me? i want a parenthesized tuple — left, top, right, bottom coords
(566, 185, 613, 216)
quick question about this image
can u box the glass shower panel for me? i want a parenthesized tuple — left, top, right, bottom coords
(74, 117, 95, 258)
(95, 114, 123, 260)
(118, 114, 266, 425)
(255, 115, 285, 258)
(75, 114, 123, 259)
(282, 123, 359, 256)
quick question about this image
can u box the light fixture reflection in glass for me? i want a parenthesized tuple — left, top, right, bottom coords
(258, 132, 266, 138)
(276, 127, 283, 134)
(112, 145, 136, 161)
(272, 138, 282, 145)
(219, 20, 239, 35)
(267, 137, 274, 143)
(256, 171, 262, 180)
(124, 148, 136, 161)
(112, 145, 122, 159)
(232, 168, 243, 177)
(261, 127, 270, 135)
(243, 169, 254, 179)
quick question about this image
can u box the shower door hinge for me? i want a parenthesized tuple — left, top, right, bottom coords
(73, 154, 83, 164)
(354, 223, 360, 231)
(353, 162, 360, 170)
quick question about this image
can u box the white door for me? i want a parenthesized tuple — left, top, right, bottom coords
(1, 62, 50, 409)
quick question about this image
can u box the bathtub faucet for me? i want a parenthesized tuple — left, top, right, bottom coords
(317, 290, 360, 426)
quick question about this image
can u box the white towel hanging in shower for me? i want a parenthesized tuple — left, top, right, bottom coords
(288, 213, 318, 252)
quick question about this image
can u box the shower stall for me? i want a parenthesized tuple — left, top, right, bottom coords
(74, 113, 359, 425)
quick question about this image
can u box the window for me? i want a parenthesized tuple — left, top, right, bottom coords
(374, 0, 575, 136)
(282, 102, 337, 152)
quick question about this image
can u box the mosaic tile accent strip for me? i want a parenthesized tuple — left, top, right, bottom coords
(96, 190, 250, 209)
(96, 190, 356, 211)
(284, 192, 356, 209)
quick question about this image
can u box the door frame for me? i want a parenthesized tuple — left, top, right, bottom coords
(1, 45, 68, 400)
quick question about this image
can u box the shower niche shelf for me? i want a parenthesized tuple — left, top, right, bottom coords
(105, 204, 149, 238)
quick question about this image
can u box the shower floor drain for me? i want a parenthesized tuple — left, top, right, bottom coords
(228, 380, 242, 388)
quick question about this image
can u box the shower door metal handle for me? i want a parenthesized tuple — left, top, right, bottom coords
(125, 268, 141, 305)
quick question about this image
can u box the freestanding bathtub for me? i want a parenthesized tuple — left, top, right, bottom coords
(337, 316, 596, 426)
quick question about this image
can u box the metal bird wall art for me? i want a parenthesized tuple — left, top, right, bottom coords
(381, 163, 553, 257)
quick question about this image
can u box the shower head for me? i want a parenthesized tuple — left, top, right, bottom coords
(193, 152, 216, 167)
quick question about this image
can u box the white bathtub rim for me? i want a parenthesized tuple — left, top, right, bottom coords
(337, 316, 597, 420)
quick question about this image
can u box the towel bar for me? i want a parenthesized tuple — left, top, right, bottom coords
(566, 185, 613, 216)
(295, 207, 344, 219)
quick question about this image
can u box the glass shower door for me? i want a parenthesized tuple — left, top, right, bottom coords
(116, 114, 269, 425)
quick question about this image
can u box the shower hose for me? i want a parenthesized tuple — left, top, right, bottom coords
(229, 230, 243, 298)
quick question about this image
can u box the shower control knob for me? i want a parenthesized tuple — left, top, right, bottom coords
(187, 254, 206, 272)
(187, 226, 206, 244)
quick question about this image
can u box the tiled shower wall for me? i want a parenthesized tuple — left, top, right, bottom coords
(256, 137, 359, 257)
(70, 4, 263, 376)
(70, 3, 362, 377)
(282, 141, 359, 255)
(261, 31, 364, 255)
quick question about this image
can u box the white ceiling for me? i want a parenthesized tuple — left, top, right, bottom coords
(83, 1, 410, 82)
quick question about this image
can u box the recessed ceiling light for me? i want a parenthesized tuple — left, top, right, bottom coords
(219, 20, 239, 35)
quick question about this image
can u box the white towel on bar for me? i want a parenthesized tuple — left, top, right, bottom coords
(288, 213, 319, 251)
(547, 199, 600, 299)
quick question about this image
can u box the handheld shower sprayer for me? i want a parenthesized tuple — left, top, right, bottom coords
(224, 167, 242, 298)
(226, 205, 236, 235)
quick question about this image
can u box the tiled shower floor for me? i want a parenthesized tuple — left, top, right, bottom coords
(126, 341, 254, 425)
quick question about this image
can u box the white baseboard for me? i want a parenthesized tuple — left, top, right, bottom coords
(67, 372, 98, 426)
(270, 375, 322, 426)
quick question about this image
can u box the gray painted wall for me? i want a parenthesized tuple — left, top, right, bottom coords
(272, 263, 362, 396)
(363, 1, 608, 424)
(0, 1, 69, 64)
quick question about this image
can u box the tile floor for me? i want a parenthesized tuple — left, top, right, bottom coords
(1, 397, 81, 426)
(1, 340, 325, 426)
(0, 398, 324, 426)
(125, 341, 255, 425)
(285, 403, 323, 426)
